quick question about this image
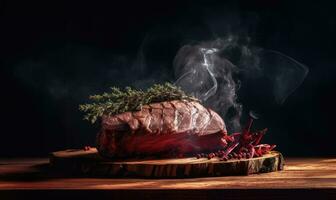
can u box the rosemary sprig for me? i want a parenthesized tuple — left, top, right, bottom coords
(79, 83, 198, 123)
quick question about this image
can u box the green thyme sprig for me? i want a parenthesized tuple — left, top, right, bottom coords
(79, 83, 198, 123)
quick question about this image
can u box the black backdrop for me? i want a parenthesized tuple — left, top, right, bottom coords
(1, 0, 336, 157)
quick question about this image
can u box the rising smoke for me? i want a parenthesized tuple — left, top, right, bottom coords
(173, 36, 308, 132)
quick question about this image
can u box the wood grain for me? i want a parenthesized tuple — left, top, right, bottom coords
(49, 148, 284, 178)
(1, 157, 336, 199)
(1, 157, 336, 189)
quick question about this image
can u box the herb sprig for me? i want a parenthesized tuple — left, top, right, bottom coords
(79, 83, 198, 123)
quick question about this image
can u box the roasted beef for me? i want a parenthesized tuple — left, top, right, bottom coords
(97, 100, 228, 158)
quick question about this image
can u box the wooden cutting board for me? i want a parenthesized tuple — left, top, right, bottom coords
(50, 148, 284, 178)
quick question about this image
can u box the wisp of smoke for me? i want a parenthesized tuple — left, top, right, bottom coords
(260, 50, 309, 104)
(173, 36, 308, 132)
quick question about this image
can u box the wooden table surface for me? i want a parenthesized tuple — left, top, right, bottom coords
(0, 157, 336, 199)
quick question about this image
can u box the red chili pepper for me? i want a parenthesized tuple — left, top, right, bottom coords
(252, 128, 268, 145)
(223, 141, 239, 157)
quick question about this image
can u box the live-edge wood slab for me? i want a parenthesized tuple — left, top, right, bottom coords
(49, 148, 284, 178)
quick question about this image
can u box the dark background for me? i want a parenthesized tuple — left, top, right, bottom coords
(1, 0, 335, 157)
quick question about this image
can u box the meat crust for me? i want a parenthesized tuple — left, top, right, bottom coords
(97, 100, 227, 158)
